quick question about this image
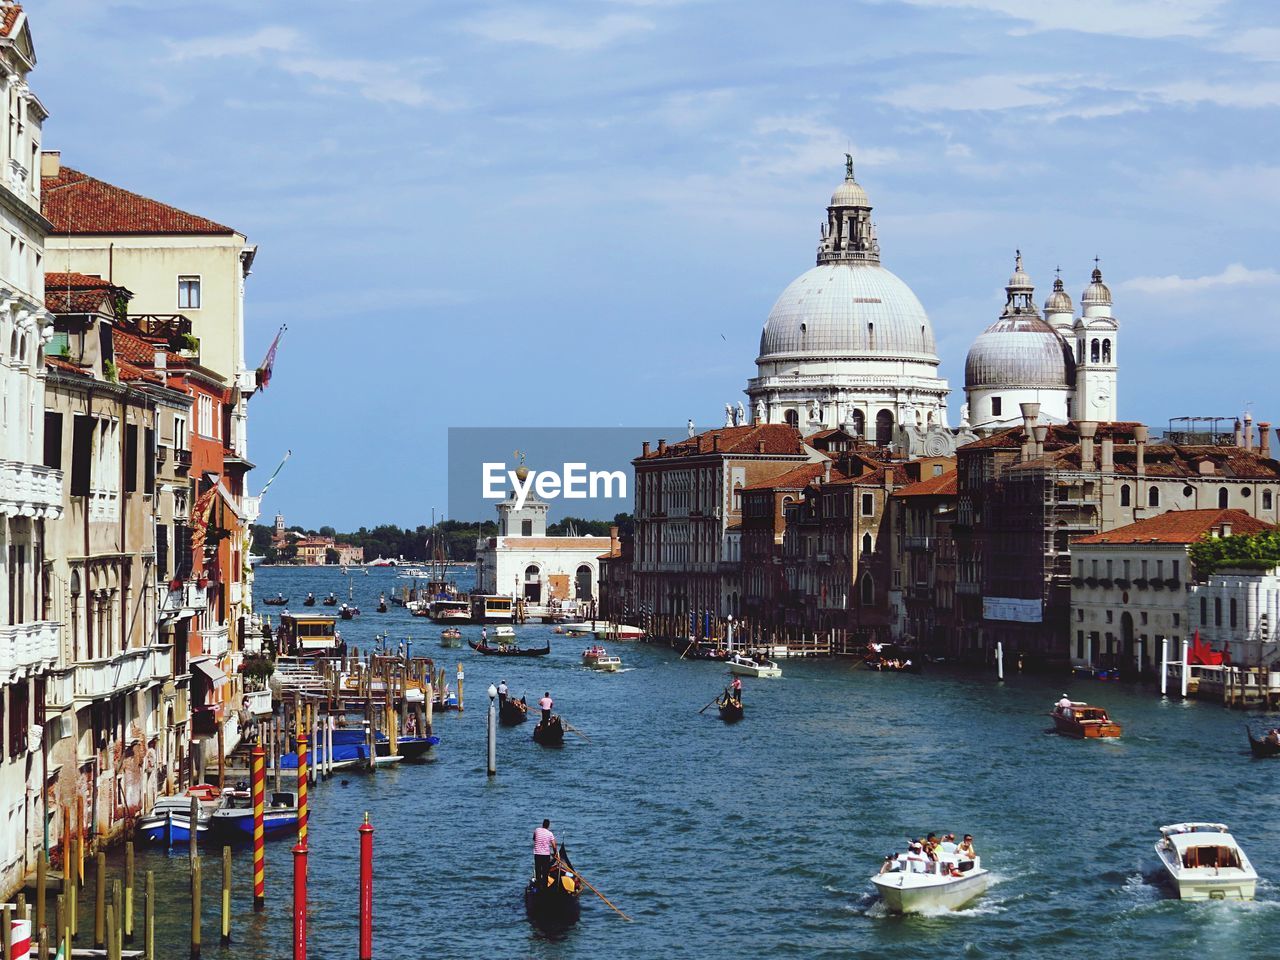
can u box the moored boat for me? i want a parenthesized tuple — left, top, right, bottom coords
(1049, 700, 1121, 738)
(499, 696, 529, 725)
(1155, 823, 1257, 900)
(728, 653, 782, 678)
(716, 691, 743, 722)
(210, 789, 299, 840)
(1246, 725, 1280, 758)
(137, 785, 225, 845)
(592, 622, 644, 641)
(532, 715, 565, 745)
(871, 851, 989, 914)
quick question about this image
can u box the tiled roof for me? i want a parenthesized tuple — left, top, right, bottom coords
(893, 471, 958, 498)
(3, 6, 23, 38)
(959, 421, 1146, 452)
(639, 424, 806, 460)
(1073, 509, 1273, 545)
(42, 165, 236, 236)
(44, 271, 123, 314)
(1006, 441, 1280, 480)
(44, 356, 86, 376)
(111, 327, 185, 370)
(742, 461, 842, 491)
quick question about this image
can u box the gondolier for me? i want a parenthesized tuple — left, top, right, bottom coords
(731, 676, 743, 702)
(539, 692, 553, 723)
(533, 819, 557, 889)
(498, 680, 509, 706)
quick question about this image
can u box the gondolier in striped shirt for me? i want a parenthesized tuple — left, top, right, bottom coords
(533, 819, 557, 888)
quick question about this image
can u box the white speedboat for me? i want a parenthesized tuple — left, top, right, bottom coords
(591, 655, 622, 672)
(491, 625, 516, 641)
(872, 854, 989, 914)
(592, 623, 645, 641)
(728, 653, 782, 678)
(1155, 823, 1257, 900)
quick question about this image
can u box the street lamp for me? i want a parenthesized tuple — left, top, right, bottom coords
(486, 684, 497, 777)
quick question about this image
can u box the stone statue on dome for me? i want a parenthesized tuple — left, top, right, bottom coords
(736, 401, 746, 426)
(725, 403, 735, 427)
(755, 399, 766, 425)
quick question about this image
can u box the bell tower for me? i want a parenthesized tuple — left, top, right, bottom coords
(1073, 263, 1118, 422)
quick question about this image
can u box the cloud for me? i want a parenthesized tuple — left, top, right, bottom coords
(460, 10, 654, 51)
(166, 25, 301, 61)
(1119, 263, 1280, 295)
(1144, 79, 1280, 109)
(880, 72, 1067, 113)
(892, 0, 1226, 39)
(1216, 27, 1280, 61)
(748, 115, 899, 179)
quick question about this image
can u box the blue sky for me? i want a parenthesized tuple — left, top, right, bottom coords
(33, 0, 1280, 528)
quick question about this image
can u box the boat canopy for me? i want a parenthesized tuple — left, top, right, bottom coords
(1160, 822, 1230, 837)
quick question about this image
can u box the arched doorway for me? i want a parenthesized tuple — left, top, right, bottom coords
(875, 409, 894, 446)
(851, 409, 865, 438)
(523, 564, 541, 603)
(575, 564, 594, 601)
(1120, 611, 1135, 673)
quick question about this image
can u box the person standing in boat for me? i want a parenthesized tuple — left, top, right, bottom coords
(539, 691, 553, 723)
(731, 676, 743, 703)
(482, 625, 488, 644)
(498, 680, 508, 707)
(533, 819, 557, 889)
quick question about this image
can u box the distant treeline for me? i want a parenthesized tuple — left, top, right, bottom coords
(251, 514, 633, 564)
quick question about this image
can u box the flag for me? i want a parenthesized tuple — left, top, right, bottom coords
(255, 325, 287, 390)
(189, 484, 219, 569)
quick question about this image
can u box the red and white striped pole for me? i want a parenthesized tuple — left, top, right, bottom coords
(296, 732, 309, 848)
(358, 813, 373, 960)
(292, 843, 308, 960)
(251, 744, 266, 912)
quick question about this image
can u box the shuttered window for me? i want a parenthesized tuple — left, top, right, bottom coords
(70, 415, 93, 496)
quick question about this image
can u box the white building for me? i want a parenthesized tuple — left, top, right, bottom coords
(0, 4, 63, 899)
(745, 157, 962, 456)
(475, 490, 610, 606)
(964, 256, 1118, 433)
(1189, 567, 1280, 668)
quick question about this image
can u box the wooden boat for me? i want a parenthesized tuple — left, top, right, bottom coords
(469, 639, 552, 657)
(717, 691, 743, 722)
(1049, 701, 1121, 738)
(1246, 726, 1280, 758)
(864, 643, 922, 673)
(581, 645, 607, 665)
(340, 604, 359, 620)
(532, 715, 565, 745)
(303, 593, 316, 607)
(322, 594, 338, 606)
(263, 595, 289, 606)
(499, 696, 529, 725)
(376, 594, 388, 613)
(525, 846, 582, 928)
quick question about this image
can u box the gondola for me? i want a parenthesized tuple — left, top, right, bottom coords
(525, 845, 582, 929)
(499, 696, 529, 726)
(716, 691, 743, 723)
(322, 594, 338, 606)
(532, 715, 565, 745)
(303, 593, 316, 607)
(1246, 725, 1280, 758)
(263, 595, 289, 606)
(468, 639, 552, 657)
(377, 594, 388, 613)
(340, 605, 359, 620)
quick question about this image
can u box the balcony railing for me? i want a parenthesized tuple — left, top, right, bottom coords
(174, 449, 193, 470)
(201, 624, 230, 659)
(159, 581, 208, 625)
(71, 646, 166, 700)
(904, 536, 933, 551)
(0, 461, 64, 517)
(127, 314, 193, 341)
(0, 621, 60, 673)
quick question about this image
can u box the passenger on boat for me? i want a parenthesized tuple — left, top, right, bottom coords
(498, 680, 508, 706)
(533, 819, 557, 889)
(878, 854, 899, 875)
(404, 713, 417, 736)
(1267, 728, 1280, 746)
(1056, 694, 1072, 712)
(939, 834, 958, 855)
(958, 835, 976, 859)
(539, 692, 553, 723)
(731, 677, 743, 702)
(905, 843, 927, 872)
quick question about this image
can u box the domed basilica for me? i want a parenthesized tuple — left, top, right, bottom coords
(739, 158, 1118, 452)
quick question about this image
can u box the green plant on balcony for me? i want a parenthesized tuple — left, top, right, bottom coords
(174, 332, 200, 354)
(103, 359, 118, 383)
(239, 651, 275, 691)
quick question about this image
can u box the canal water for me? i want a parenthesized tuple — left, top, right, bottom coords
(91, 565, 1280, 959)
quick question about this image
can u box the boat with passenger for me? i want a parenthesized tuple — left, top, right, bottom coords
(263, 593, 288, 606)
(716, 690, 743, 722)
(871, 838, 989, 913)
(499, 696, 529, 725)
(1155, 822, 1257, 900)
(440, 627, 463, 647)
(469, 630, 551, 657)
(532, 715, 565, 745)
(525, 845, 582, 928)
(591, 654, 621, 672)
(1049, 698, 1121, 738)
(303, 593, 316, 607)
(728, 653, 782, 678)
(1245, 725, 1280, 758)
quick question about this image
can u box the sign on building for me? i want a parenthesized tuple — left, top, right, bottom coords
(983, 596, 1043, 623)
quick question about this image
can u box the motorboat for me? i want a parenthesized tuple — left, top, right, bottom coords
(491, 625, 516, 641)
(581, 645, 607, 665)
(1049, 700, 1121, 738)
(1155, 823, 1257, 900)
(137, 786, 225, 845)
(728, 653, 782, 678)
(210, 789, 298, 840)
(871, 851, 989, 914)
(440, 627, 463, 647)
(590, 655, 622, 673)
(592, 622, 644, 641)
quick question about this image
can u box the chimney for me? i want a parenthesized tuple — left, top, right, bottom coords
(642, 441, 650, 457)
(657, 439, 666, 454)
(1199, 458, 1215, 475)
(154, 348, 167, 372)
(1260, 422, 1272, 459)
(1234, 419, 1243, 447)
(1221, 521, 1232, 537)
(712, 433, 720, 452)
(1133, 424, 1148, 476)
(40, 150, 60, 178)
(1244, 412, 1254, 451)
(883, 467, 894, 491)
(1100, 436, 1114, 473)
(1078, 421, 1097, 472)
(1032, 424, 1048, 459)
(609, 525, 619, 554)
(823, 460, 831, 483)
(1020, 402, 1041, 462)
(758, 440, 766, 453)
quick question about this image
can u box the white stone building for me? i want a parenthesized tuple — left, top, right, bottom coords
(1189, 566, 1280, 667)
(475, 490, 610, 606)
(0, 4, 63, 898)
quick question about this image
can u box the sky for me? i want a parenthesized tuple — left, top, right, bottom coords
(31, 0, 1280, 529)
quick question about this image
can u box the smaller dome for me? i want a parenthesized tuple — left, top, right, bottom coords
(1007, 250, 1033, 290)
(1044, 276, 1073, 315)
(965, 314, 1074, 389)
(830, 177, 870, 208)
(1082, 266, 1111, 305)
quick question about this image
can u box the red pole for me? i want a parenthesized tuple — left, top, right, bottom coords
(292, 843, 308, 960)
(251, 744, 266, 911)
(296, 733, 309, 848)
(358, 813, 373, 960)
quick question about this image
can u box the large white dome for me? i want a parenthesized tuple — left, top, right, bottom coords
(965, 314, 1074, 389)
(758, 263, 939, 362)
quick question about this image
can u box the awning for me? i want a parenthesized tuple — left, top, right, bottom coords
(192, 659, 229, 689)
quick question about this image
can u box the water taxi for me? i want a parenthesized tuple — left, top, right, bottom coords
(872, 851, 989, 913)
(1155, 823, 1257, 900)
(471, 594, 514, 623)
(277, 613, 343, 657)
(728, 653, 782, 678)
(590, 654, 622, 672)
(1049, 700, 1121, 738)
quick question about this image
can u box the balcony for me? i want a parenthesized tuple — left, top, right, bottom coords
(904, 536, 934, 551)
(159, 581, 208, 625)
(71, 647, 164, 701)
(174, 449, 193, 472)
(0, 621, 60, 675)
(201, 624, 230, 658)
(127, 314, 193, 343)
(0, 461, 64, 518)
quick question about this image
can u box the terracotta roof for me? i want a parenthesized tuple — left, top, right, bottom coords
(44, 356, 86, 376)
(959, 421, 1146, 452)
(44, 271, 125, 314)
(112, 327, 185, 370)
(499, 537, 610, 550)
(1006, 441, 1280, 480)
(2, 5, 22, 38)
(893, 471, 958, 498)
(742, 461, 842, 491)
(639, 424, 806, 460)
(1073, 509, 1272, 546)
(42, 165, 236, 236)
(824, 464, 899, 487)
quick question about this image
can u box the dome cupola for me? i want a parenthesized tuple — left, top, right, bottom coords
(964, 253, 1073, 391)
(1044, 273, 1073, 316)
(1082, 264, 1112, 306)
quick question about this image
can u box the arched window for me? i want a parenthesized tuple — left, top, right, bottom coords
(1101, 339, 1112, 363)
(1120, 484, 1131, 507)
(991, 396, 1002, 417)
(1077, 339, 1084, 363)
(732, 481, 743, 512)
(851, 409, 865, 438)
(1090, 339, 1100, 363)
(1147, 485, 1159, 507)
(1200, 596, 1207, 625)
(862, 532, 873, 554)
(1218, 487, 1229, 509)
(575, 564, 594, 601)
(784, 409, 799, 428)
(860, 574, 874, 605)
(867, 322, 875, 348)
(875, 409, 894, 447)
(1265, 490, 1274, 510)
(1230, 597, 1238, 629)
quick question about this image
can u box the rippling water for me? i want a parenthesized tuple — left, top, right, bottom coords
(82, 566, 1280, 959)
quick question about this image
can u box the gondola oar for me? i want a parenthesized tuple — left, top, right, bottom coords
(698, 692, 724, 714)
(555, 854, 632, 922)
(561, 718, 592, 743)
